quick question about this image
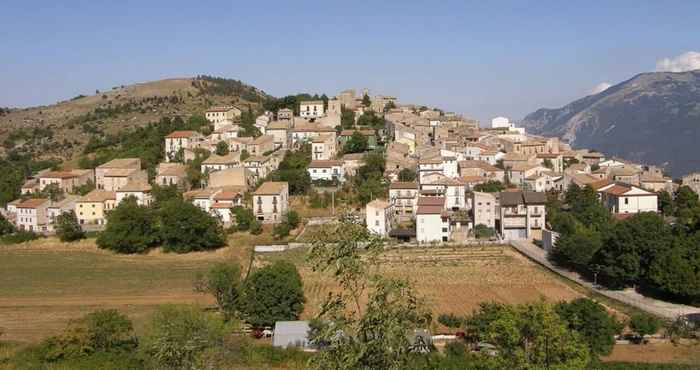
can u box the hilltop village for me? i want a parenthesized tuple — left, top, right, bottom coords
(2, 88, 679, 243)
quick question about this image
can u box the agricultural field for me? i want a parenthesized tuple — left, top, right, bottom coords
(258, 245, 584, 324)
(2, 238, 698, 366)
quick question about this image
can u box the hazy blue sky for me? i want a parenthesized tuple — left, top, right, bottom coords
(2, 0, 699, 123)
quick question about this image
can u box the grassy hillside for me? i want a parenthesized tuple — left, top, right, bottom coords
(0, 76, 270, 162)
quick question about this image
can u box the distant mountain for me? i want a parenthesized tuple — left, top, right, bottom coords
(0, 76, 270, 161)
(521, 70, 700, 177)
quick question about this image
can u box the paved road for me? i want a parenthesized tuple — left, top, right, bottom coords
(509, 239, 700, 320)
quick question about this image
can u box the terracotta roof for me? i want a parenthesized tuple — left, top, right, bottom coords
(254, 181, 288, 195)
(157, 163, 187, 177)
(118, 181, 152, 192)
(213, 191, 243, 201)
(184, 188, 220, 199)
(460, 175, 488, 183)
(389, 182, 418, 190)
(244, 155, 269, 163)
(536, 153, 561, 159)
(417, 196, 445, 206)
(202, 153, 239, 165)
(165, 130, 199, 139)
(602, 184, 632, 196)
(342, 153, 365, 161)
(104, 168, 139, 177)
(78, 190, 116, 203)
(591, 179, 614, 190)
(251, 135, 274, 145)
(292, 123, 335, 133)
(300, 100, 324, 105)
(308, 160, 342, 168)
(210, 202, 234, 209)
(416, 205, 444, 215)
(39, 171, 77, 179)
(458, 160, 501, 172)
(419, 158, 443, 165)
(17, 198, 49, 208)
(97, 158, 141, 169)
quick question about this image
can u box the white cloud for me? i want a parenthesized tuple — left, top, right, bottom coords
(655, 51, 700, 72)
(589, 82, 612, 95)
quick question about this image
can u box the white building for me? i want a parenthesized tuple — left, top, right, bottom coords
(164, 131, 206, 162)
(416, 197, 449, 243)
(14, 198, 50, 232)
(389, 182, 419, 221)
(596, 183, 658, 214)
(253, 181, 289, 224)
(366, 199, 394, 237)
(311, 134, 337, 161)
(299, 100, 325, 118)
(491, 116, 514, 129)
(206, 106, 242, 130)
(115, 181, 152, 206)
(307, 160, 345, 182)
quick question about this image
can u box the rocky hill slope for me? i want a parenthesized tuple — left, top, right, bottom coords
(0, 76, 269, 161)
(521, 70, 700, 177)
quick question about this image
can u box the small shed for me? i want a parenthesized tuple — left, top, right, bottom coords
(272, 321, 312, 349)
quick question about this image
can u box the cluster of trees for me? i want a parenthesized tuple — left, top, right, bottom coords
(192, 75, 264, 102)
(354, 151, 387, 205)
(96, 192, 225, 254)
(550, 184, 700, 304)
(356, 110, 386, 130)
(272, 210, 300, 239)
(230, 206, 262, 235)
(9, 304, 309, 369)
(239, 107, 261, 137)
(266, 144, 312, 195)
(340, 106, 355, 129)
(0, 151, 60, 207)
(342, 131, 369, 154)
(263, 93, 329, 115)
(195, 260, 305, 327)
(473, 180, 505, 193)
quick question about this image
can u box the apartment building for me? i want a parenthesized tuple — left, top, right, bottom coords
(311, 134, 337, 161)
(205, 106, 242, 129)
(299, 100, 325, 118)
(249, 135, 275, 156)
(389, 182, 419, 221)
(252, 182, 289, 224)
(416, 196, 449, 243)
(366, 199, 394, 237)
(471, 191, 496, 229)
(595, 183, 658, 214)
(115, 181, 153, 206)
(498, 191, 546, 240)
(164, 131, 206, 162)
(75, 190, 117, 225)
(96, 158, 146, 191)
(14, 198, 50, 232)
(37, 169, 93, 193)
(155, 163, 188, 188)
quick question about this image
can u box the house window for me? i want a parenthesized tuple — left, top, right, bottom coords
(624, 198, 629, 205)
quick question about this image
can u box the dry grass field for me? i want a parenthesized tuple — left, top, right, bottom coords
(258, 245, 583, 325)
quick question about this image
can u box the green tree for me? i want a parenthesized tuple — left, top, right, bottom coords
(343, 131, 368, 153)
(341, 107, 355, 129)
(307, 222, 430, 369)
(551, 225, 603, 268)
(437, 313, 465, 328)
(555, 298, 622, 356)
(41, 309, 136, 362)
(473, 180, 505, 193)
(0, 212, 16, 236)
(231, 206, 255, 231)
(464, 301, 591, 369)
(657, 190, 674, 215)
(158, 198, 226, 253)
(55, 211, 85, 242)
(594, 212, 672, 288)
(194, 262, 242, 320)
(362, 93, 371, 107)
(383, 100, 396, 112)
(241, 261, 305, 327)
(215, 140, 229, 156)
(473, 224, 496, 239)
(97, 198, 159, 253)
(143, 304, 225, 369)
(398, 168, 416, 182)
(240, 149, 250, 161)
(647, 235, 700, 302)
(629, 313, 661, 340)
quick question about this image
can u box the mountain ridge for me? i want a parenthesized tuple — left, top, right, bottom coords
(521, 70, 700, 177)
